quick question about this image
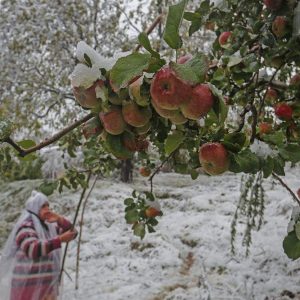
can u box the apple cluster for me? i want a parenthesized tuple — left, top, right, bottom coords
(150, 62, 214, 123)
(72, 51, 230, 176)
(74, 77, 151, 160)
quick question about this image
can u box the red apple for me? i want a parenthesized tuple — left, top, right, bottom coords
(99, 107, 126, 135)
(122, 102, 151, 128)
(265, 88, 278, 104)
(272, 16, 288, 38)
(274, 103, 293, 120)
(290, 74, 300, 87)
(263, 0, 282, 10)
(81, 117, 103, 139)
(259, 122, 273, 135)
(218, 31, 232, 47)
(199, 142, 229, 175)
(73, 79, 104, 108)
(139, 167, 151, 177)
(150, 67, 192, 110)
(145, 207, 161, 218)
(180, 84, 214, 120)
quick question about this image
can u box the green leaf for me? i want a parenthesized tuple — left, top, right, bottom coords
(163, 0, 188, 49)
(133, 222, 146, 239)
(147, 224, 156, 233)
(84, 53, 92, 68)
(17, 139, 36, 149)
(262, 131, 285, 146)
(17, 139, 37, 161)
(105, 134, 133, 160)
(124, 198, 134, 206)
(110, 53, 151, 91)
(230, 149, 260, 174)
(190, 169, 199, 180)
(0, 118, 13, 141)
(138, 32, 160, 59)
(164, 130, 184, 155)
(283, 231, 300, 260)
(279, 144, 300, 164)
(227, 56, 243, 68)
(295, 223, 300, 240)
(272, 156, 285, 176)
(170, 53, 209, 84)
(183, 12, 201, 22)
(125, 209, 139, 224)
(38, 181, 58, 196)
(262, 156, 274, 178)
(224, 132, 246, 148)
(209, 83, 228, 124)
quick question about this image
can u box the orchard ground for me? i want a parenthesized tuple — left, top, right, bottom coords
(1, 166, 300, 299)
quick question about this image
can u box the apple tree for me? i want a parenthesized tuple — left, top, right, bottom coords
(1, 0, 300, 258)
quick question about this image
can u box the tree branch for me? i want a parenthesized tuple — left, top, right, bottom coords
(134, 14, 163, 52)
(149, 150, 176, 193)
(272, 172, 300, 206)
(3, 113, 94, 157)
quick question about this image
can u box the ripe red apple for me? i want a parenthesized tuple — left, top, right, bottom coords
(218, 31, 232, 47)
(99, 107, 126, 135)
(139, 166, 151, 177)
(150, 67, 192, 110)
(263, 0, 282, 10)
(81, 117, 103, 139)
(73, 80, 104, 108)
(122, 102, 151, 128)
(145, 207, 161, 218)
(265, 88, 278, 104)
(272, 16, 288, 38)
(274, 103, 293, 120)
(199, 142, 229, 175)
(290, 74, 300, 87)
(258, 122, 273, 135)
(180, 84, 214, 120)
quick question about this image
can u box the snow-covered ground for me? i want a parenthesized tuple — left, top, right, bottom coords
(1, 166, 300, 300)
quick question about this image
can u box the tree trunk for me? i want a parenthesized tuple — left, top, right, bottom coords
(120, 159, 133, 183)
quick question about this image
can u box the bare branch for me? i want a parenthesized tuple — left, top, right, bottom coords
(134, 14, 163, 52)
(114, 2, 141, 34)
(272, 172, 300, 206)
(149, 150, 176, 193)
(3, 113, 94, 157)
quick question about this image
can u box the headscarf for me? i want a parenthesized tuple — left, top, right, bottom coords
(0, 190, 62, 300)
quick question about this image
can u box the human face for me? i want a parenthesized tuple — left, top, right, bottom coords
(39, 202, 50, 221)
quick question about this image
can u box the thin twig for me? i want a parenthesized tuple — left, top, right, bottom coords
(59, 172, 93, 284)
(134, 14, 163, 52)
(272, 172, 300, 206)
(75, 173, 99, 290)
(3, 113, 94, 157)
(114, 3, 141, 34)
(149, 150, 177, 193)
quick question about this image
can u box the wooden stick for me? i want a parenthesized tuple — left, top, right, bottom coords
(75, 173, 99, 290)
(59, 172, 93, 284)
